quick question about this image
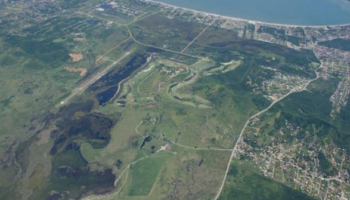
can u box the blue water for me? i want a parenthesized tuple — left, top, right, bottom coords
(155, 0, 350, 25)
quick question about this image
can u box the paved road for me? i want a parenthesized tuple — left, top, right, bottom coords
(59, 52, 130, 105)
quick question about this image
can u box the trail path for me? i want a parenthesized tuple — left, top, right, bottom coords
(172, 142, 232, 152)
(181, 20, 214, 53)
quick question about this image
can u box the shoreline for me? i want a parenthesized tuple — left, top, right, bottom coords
(143, 0, 350, 28)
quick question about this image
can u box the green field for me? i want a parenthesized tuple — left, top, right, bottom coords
(127, 153, 167, 196)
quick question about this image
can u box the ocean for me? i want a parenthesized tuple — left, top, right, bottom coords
(154, 0, 350, 26)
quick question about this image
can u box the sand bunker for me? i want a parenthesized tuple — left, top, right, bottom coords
(64, 67, 87, 77)
(69, 53, 83, 62)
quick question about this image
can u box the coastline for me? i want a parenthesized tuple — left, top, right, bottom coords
(143, 0, 350, 28)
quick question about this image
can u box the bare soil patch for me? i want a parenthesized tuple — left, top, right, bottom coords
(64, 67, 87, 76)
(69, 53, 84, 62)
(74, 38, 85, 42)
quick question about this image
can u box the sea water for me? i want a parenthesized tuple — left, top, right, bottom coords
(154, 0, 350, 25)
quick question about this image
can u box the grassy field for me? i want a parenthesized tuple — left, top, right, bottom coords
(127, 153, 167, 196)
